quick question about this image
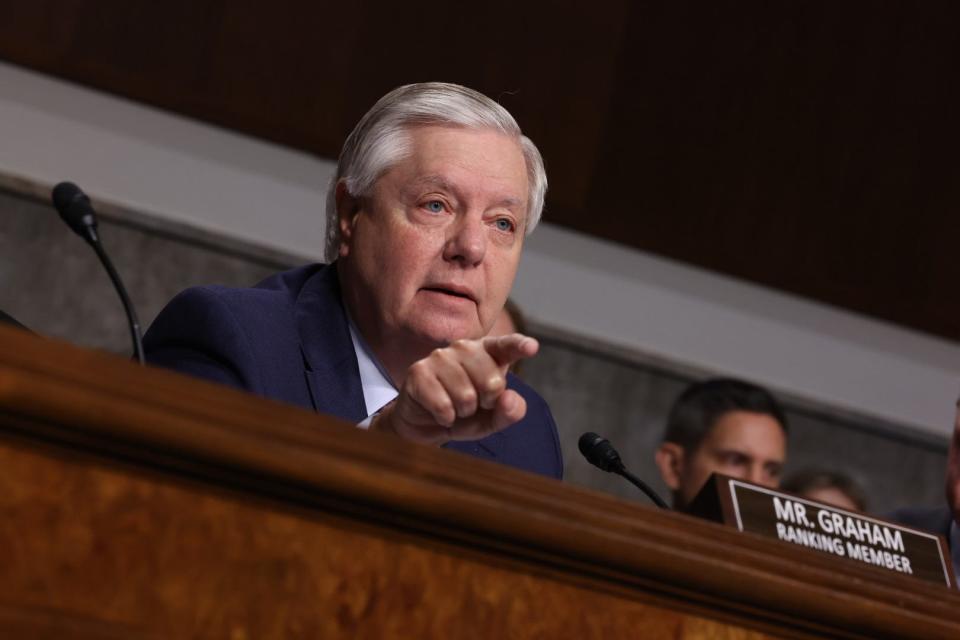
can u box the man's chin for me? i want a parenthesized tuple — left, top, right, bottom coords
(407, 321, 482, 348)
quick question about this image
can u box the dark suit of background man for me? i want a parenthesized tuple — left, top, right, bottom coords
(890, 397, 960, 581)
(144, 83, 562, 478)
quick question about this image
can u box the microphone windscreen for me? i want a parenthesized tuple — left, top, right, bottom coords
(52, 181, 95, 237)
(578, 432, 603, 457)
(578, 432, 622, 472)
(52, 181, 82, 210)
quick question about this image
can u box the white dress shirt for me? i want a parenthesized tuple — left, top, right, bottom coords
(347, 314, 398, 428)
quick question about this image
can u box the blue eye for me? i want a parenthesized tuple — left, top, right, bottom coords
(495, 218, 514, 232)
(425, 200, 444, 213)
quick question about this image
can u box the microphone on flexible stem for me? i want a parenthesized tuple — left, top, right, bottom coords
(579, 432, 669, 509)
(51, 182, 145, 365)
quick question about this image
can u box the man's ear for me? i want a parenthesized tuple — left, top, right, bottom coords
(335, 181, 361, 258)
(654, 441, 685, 492)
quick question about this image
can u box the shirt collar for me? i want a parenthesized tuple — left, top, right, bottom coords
(346, 311, 398, 419)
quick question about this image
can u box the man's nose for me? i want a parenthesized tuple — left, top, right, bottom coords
(443, 215, 487, 266)
(747, 464, 771, 487)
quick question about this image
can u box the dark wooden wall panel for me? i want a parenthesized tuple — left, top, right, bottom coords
(3, 1, 959, 340)
(592, 1, 960, 337)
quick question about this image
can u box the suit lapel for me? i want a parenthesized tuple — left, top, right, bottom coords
(294, 264, 367, 423)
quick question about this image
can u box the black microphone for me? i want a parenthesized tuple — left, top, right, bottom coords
(51, 182, 145, 365)
(52, 182, 99, 242)
(579, 432, 669, 509)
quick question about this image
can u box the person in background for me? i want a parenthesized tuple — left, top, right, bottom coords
(890, 397, 960, 581)
(781, 468, 867, 512)
(487, 298, 528, 375)
(655, 378, 788, 510)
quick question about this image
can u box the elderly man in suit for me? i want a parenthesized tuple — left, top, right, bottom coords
(144, 83, 562, 478)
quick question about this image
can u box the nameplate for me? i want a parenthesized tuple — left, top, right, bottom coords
(688, 474, 954, 587)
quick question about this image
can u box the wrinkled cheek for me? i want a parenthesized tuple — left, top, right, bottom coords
(474, 304, 494, 333)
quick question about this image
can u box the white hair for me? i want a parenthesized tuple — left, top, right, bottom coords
(324, 82, 547, 261)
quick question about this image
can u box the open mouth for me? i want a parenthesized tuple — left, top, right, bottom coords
(422, 287, 475, 302)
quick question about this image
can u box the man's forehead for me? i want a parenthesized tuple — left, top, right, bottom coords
(405, 173, 525, 207)
(703, 413, 786, 450)
(405, 126, 525, 172)
(708, 445, 784, 460)
(709, 410, 785, 435)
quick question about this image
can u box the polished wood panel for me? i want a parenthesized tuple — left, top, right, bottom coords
(0, 438, 767, 639)
(0, 325, 957, 638)
(2, 2, 960, 341)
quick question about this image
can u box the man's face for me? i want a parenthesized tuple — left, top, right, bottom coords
(945, 406, 960, 525)
(660, 410, 787, 509)
(488, 306, 518, 337)
(338, 125, 528, 367)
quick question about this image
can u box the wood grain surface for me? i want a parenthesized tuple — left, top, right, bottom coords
(0, 325, 957, 638)
(0, 440, 768, 639)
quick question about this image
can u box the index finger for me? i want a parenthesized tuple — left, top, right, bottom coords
(481, 333, 539, 368)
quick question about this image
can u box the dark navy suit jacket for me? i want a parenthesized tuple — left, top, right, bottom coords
(144, 263, 563, 479)
(889, 505, 953, 543)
